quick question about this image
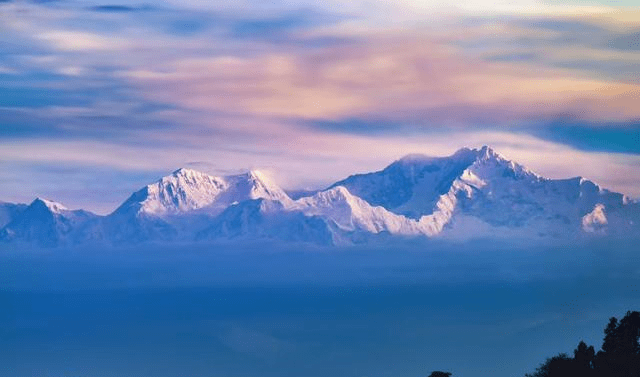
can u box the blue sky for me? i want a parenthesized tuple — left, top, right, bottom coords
(1, 0, 640, 213)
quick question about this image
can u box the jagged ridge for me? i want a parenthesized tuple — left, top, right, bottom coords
(1, 146, 638, 248)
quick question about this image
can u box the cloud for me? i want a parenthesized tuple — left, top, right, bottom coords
(609, 31, 640, 50)
(121, 32, 640, 123)
(0, 65, 17, 74)
(89, 4, 155, 13)
(528, 119, 640, 154)
(2, 125, 640, 214)
(37, 30, 132, 51)
(0, 0, 640, 212)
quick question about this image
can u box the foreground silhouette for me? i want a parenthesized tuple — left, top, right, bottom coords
(526, 311, 640, 377)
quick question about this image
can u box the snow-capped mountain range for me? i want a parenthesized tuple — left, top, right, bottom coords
(1, 146, 639, 247)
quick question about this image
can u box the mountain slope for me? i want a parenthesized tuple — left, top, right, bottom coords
(113, 168, 228, 217)
(330, 146, 638, 238)
(294, 186, 432, 237)
(0, 198, 98, 247)
(104, 168, 293, 243)
(197, 199, 333, 245)
(0, 201, 28, 228)
(200, 185, 451, 244)
(331, 147, 480, 219)
(112, 168, 291, 218)
(331, 146, 542, 219)
(1, 146, 638, 247)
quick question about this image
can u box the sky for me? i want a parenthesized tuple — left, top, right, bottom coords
(0, 0, 639, 214)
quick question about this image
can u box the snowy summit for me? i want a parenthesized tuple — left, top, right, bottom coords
(1, 146, 638, 247)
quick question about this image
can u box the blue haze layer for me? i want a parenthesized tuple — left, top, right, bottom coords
(2, 240, 639, 377)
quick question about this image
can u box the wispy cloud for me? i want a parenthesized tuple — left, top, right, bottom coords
(1, 0, 639, 211)
(122, 35, 640, 122)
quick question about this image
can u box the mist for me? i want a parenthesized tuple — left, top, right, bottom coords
(1, 240, 639, 376)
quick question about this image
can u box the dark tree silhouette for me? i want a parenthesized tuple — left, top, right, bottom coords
(428, 372, 452, 377)
(573, 341, 596, 377)
(525, 311, 640, 377)
(596, 311, 640, 377)
(524, 354, 574, 377)
(595, 317, 620, 374)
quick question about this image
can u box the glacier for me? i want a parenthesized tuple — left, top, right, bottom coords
(1, 146, 639, 248)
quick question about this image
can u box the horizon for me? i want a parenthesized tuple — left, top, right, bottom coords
(4, 144, 638, 215)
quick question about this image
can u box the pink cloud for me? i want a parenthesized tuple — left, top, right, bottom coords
(123, 32, 640, 124)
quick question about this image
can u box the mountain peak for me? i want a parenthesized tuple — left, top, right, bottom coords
(464, 146, 542, 180)
(476, 145, 499, 159)
(168, 168, 278, 186)
(240, 169, 269, 182)
(469, 145, 508, 166)
(112, 168, 227, 217)
(31, 197, 68, 213)
(396, 153, 436, 164)
(111, 167, 291, 219)
(4, 147, 639, 248)
(171, 167, 203, 176)
(166, 167, 217, 183)
(394, 146, 502, 167)
(314, 185, 353, 201)
(225, 169, 291, 204)
(450, 145, 502, 163)
(448, 145, 503, 162)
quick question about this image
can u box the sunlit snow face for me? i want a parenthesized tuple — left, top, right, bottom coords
(0, 0, 639, 211)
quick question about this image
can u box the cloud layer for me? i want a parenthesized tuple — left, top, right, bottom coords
(0, 0, 639, 212)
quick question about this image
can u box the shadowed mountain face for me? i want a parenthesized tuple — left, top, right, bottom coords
(0, 198, 98, 247)
(330, 147, 483, 218)
(330, 146, 637, 239)
(1, 146, 639, 247)
(0, 202, 27, 228)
